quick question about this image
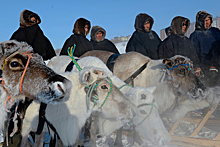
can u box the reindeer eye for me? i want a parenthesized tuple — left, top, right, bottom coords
(10, 61, 20, 67)
(141, 94, 146, 100)
(179, 69, 184, 73)
(101, 85, 108, 90)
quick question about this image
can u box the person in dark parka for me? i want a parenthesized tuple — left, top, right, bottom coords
(59, 18, 94, 57)
(126, 13, 161, 59)
(158, 16, 201, 72)
(90, 26, 119, 54)
(190, 11, 220, 64)
(200, 39, 220, 86)
(10, 9, 56, 61)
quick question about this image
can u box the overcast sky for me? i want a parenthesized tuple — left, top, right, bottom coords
(1, 0, 220, 49)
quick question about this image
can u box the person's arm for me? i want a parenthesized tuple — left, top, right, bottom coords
(157, 37, 174, 59)
(108, 40, 120, 54)
(10, 29, 27, 41)
(126, 34, 147, 55)
(190, 33, 201, 62)
(60, 36, 75, 56)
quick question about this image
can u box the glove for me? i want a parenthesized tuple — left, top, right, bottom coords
(196, 67, 201, 77)
(209, 66, 218, 73)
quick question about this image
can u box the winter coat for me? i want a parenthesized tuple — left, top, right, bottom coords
(59, 18, 94, 57)
(90, 26, 119, 54)
(126, 13, 161, 59)
(158, 16, 200, 68)
(201, 40, 220, 69)
(10, 9, 56, 61)
(189, 11, 220, 63)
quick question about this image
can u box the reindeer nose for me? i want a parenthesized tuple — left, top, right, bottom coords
(49, 75, 72, 93)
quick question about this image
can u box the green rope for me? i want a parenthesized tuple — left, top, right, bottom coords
(67, 45, 82, 71)
(118, 84, 133, 89)
(86, 82, 98, 112)
(85, 77, 113, 110)
(136, 101, 157, 126)
(99, 77, 113, 109)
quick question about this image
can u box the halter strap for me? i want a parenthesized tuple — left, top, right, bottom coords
(136, 100, 157, 126)
(168, 63, 191, 73)
(1, 51, 33, 112)
(1, 51, 20, 70)
(86, 77, 113, 110)
(19, 52, 33, 93)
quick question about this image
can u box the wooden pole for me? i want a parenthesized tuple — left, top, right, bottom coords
(169, 117, 183, 134)
(171, 135, 220, 147)
(215, 132, 220, 140)
(190, 109, 216, 137)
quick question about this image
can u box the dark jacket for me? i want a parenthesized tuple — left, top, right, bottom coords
(126, 13, 161, 59)
(201, 40, 220, 69)
(90, 26, 119, 54)
(158, 16, 200, 68)
(190, 11, 220, 63)
(59, 18, 94, 57)
(10, 9, 56, 61)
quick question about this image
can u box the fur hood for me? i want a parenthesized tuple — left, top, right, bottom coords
(171, 16, 190, 36)
(134, 13, 154, 32)
(195, 10, 213, 30)
(72, 18, 91, 36)
(90, 26, 106, 42)
(20, 9, 41, 27)
(0, 40, 33, 67)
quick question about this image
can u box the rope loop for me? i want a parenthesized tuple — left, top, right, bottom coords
(67, 45, 82, 71)
(19, 52, 34, 93)
(136, 100, 157, 126)
(118, 84, 133, 89)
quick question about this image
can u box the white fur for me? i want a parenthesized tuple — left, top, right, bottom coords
(21, 66, 136, 146)
(48, 56, 172, 146)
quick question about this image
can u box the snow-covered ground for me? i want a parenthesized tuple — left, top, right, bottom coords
(115, 41, 128, 54)
(82, 115, 218, 147)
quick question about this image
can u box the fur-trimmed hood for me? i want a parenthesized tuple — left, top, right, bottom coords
(72, 18, 91, 36)
(20, 9, 41, 27)
(171, 16, 190, 36)
(195, 10, 213, 30)
(90, 26, 106, 42)
(0, 40, 33, 67)
(134, 13, 154, 32)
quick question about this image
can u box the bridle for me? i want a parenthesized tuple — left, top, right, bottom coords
(85, 77, 113, 112)
(1, 51, 33, 111)
(166, 62, 193, 89)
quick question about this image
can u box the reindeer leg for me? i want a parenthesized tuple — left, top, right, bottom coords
(90, 117, 98, 147)
(114, 127, 123, 147)
(55, 139, 63, 147)
(34, 132, 45, 147)
(133, 125, 144, 145)
(20, 135, 33, 147)
(84, 117, 91, 143)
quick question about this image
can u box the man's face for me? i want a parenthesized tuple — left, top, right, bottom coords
(144, 21, 151, 32)
(205, 17, 211, 28)
(85, 25, 89, 35)
(182, 22, 187, 34)
(31, 17, 36, 23)
(96, 31, 103, 41)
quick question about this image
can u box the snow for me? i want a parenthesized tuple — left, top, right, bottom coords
(115, 41, 128, 54)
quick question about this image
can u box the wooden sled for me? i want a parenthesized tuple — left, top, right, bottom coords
(169, 104, 220, 147)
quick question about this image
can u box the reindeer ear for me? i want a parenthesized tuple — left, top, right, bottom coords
(93, 69, 104, 76)
(146, 86, 156, 94)
(163, 59, 174, 68)
(93, 68, 107, 79)
(80, 70, 94, 85)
